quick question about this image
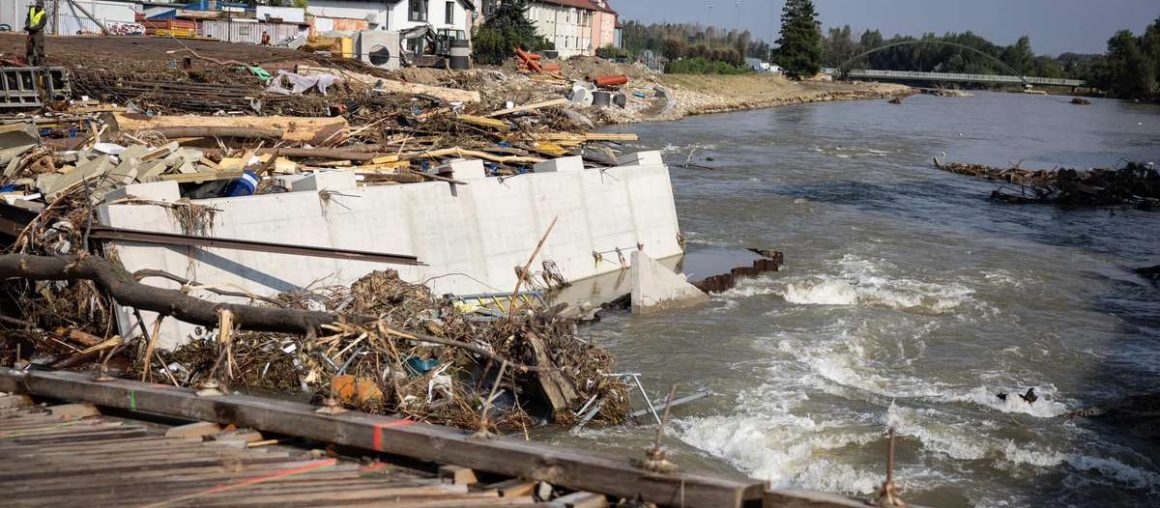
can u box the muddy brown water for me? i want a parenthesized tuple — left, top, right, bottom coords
(548, 92, 1160, 507)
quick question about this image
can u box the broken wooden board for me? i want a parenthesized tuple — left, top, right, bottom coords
(526, 332, 579, 415)
(457, 114, 511, 132)
(296, 65, 482, 104)
(532, 133, 639, 143)
(104, 113, 349, 145)
(486, 99, 569, 118)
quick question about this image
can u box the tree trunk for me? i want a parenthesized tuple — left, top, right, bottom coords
(0, 254, 333, 334)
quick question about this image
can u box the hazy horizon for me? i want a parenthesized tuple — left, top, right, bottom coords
(612, 0, 1158, 56)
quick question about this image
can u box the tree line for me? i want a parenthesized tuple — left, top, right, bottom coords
(619, 20, 771, 69)
(776, 0, 1158, 100)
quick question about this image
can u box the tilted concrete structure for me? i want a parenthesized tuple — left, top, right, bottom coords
(98, 151, 680, 348)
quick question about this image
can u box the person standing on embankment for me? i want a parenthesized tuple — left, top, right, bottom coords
(25, 0, 46, 66)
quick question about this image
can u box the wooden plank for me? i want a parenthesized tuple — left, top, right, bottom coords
(0, 369, 764, 508)
(0, 394, 33, 410)
(486, 99, 570, 118)
(297, 65, 482, 104)
(486, 478, 537, 498)
(48, 402, 100, 420)
(532, 133, 639, 142)
(438, 464, 478, 485)
(458, 114, 512, 132)
(107, 113, 349, 145)
(165, 421, 223, 439)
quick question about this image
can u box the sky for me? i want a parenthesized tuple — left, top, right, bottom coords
(612, 0, 1159, 56)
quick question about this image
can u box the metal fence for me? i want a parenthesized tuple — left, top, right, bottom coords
(200, 19, 305, 46)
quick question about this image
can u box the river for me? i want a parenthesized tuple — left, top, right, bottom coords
(558, 92, 1160, 507)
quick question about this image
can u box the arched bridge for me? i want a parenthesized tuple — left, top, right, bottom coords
(839, 69, 1086, 87)
(832, 40, 1087, 88)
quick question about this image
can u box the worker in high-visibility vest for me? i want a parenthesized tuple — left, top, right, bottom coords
(24, 0, 47, 66)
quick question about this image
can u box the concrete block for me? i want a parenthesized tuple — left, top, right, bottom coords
(533, 156, 584, 173)
(448, 158, 487, 180)
(273, 174, 309, 189)
(630, 250, 709, 314)
(103, 180, 181, 203)
(616, 150, 664, 167)
(291, 171, 358, 192)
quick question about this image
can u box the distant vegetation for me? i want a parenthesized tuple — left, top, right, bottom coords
(820, 17, 1160, 100)
(615, 6, 1157, 98)
(665, 57, 750, 75)
(619, 21, 769, 74)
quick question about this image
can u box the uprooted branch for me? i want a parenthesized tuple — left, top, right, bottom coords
(1, 253, 333, 333)
(2, 253, 543, 372)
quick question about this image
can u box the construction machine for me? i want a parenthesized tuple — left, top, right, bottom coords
(398, 25, 467, 68)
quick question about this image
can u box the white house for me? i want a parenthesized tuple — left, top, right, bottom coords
(479, 0, 615, 58)
(525, 0, 595, 58)
(305, 0, 475, 34)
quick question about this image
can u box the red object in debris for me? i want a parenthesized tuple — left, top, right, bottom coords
(515, 47, 543, 73)
(541, 62, 562, 73)
(593, 74, 629, 87)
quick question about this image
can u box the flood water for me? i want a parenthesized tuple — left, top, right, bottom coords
(560, 92, 1160, 507)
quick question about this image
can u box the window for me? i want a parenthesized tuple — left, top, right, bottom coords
(409, 0, 428, 22)
(445, 1, 454, 24)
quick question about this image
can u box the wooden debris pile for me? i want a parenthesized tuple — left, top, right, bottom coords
(933, 158, 1160, 208)
(2, 261, 629, 431)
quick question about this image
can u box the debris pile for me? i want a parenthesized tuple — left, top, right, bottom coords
(933, 158, 1160, 208)
(148, 270, 630, 429)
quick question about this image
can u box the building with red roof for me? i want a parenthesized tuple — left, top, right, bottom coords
(479, 0, 620, 57)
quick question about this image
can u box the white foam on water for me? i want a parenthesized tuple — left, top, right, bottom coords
(951, 386, 1069, 418)
(782, 279, 859, 305)
(773, 255, 977, 314)
(676, 413, 882, 493)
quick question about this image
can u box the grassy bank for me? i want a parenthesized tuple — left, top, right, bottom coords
(656, 74, 913, 119)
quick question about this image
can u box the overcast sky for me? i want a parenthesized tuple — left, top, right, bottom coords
(612, 0, 1158, 55)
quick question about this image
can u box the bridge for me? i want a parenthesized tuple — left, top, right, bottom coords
(840, 69, 1086, 87)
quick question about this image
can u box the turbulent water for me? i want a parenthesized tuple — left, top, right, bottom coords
(559, 92, 1160, 507)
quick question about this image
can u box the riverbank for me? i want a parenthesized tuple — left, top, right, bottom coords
(0, 34, 909, 126)
(653, 74, 913, 121)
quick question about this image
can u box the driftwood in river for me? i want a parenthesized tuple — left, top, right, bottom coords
(932, 158, 1160, 208)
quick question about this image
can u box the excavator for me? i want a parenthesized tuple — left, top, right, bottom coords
(397, 25, 466, 68)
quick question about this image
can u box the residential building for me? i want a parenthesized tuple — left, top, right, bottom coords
(306, 1, 475, 35)
(477, 0, 618, 58)
(588, 0, 616, 51)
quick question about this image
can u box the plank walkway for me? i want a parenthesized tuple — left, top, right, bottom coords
(0, 369, 912, 508)
(0, 396, 544, 507)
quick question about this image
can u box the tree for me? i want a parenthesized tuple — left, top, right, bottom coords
(660, 37, 687, 60)
(472, 0, 550, 65)
(775, 0, 822, 79)
(1001, 36, 1034, 75)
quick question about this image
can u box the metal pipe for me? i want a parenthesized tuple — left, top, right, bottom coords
(631, 374, 661, 425)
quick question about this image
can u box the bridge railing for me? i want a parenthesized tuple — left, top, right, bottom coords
(839, 69, 1085, 87)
